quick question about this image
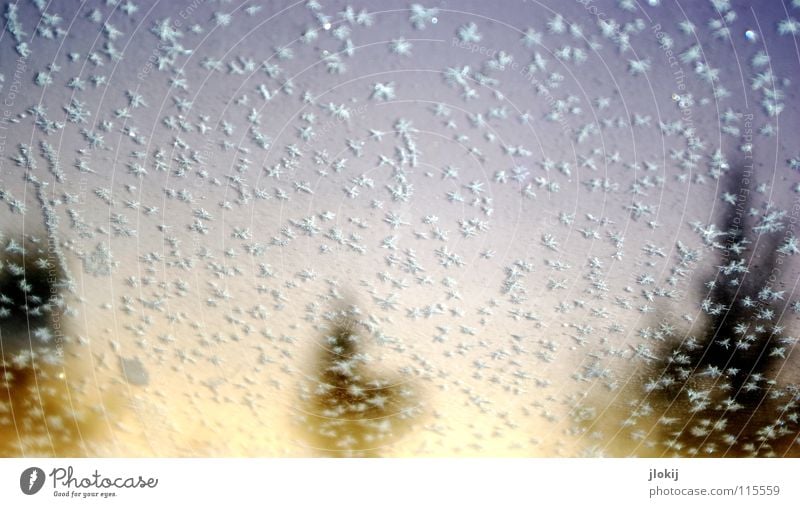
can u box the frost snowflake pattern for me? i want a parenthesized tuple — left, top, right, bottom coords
(0, 0, 798, 458)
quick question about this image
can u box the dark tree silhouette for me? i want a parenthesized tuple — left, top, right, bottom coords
(588, 162, 800, 457)
(0, 233, 105, 457)
(301, 304, 419, 457)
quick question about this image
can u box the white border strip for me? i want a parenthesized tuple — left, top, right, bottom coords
(1, 459, 797, 506)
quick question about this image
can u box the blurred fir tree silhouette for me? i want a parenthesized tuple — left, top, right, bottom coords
(0, 233, 110, 457)
(301, 303, 419, 457)
(588, 162, 800, 457)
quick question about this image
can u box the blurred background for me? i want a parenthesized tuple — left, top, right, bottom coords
(1, 0, 799, 457)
